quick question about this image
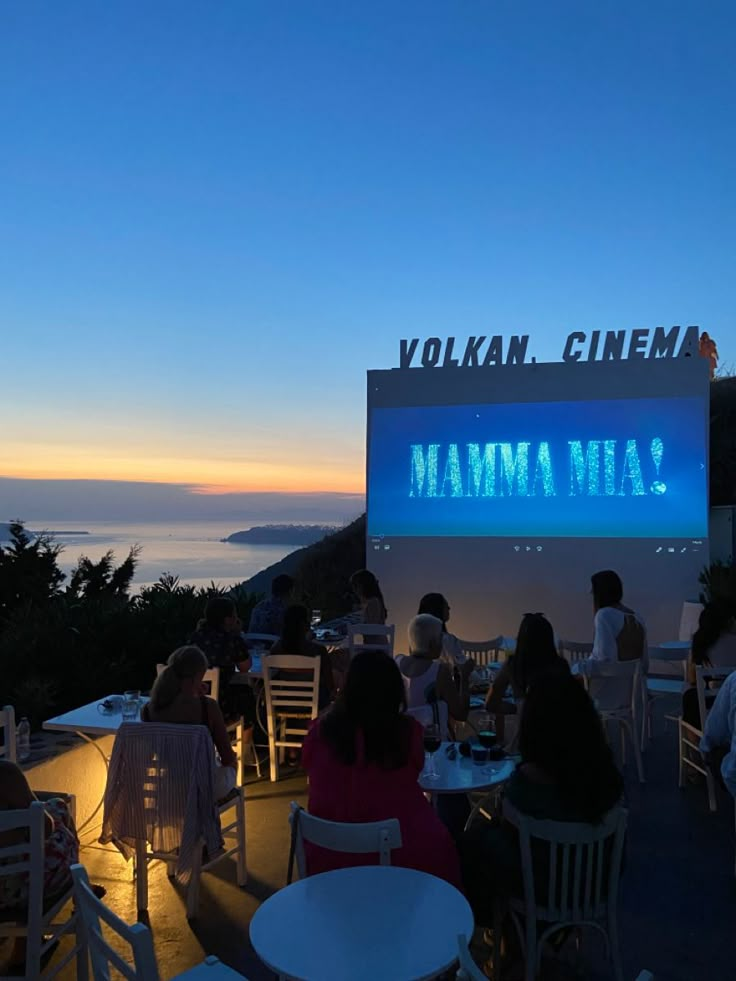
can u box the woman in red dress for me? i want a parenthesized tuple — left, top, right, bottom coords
(302, 651, 462, 888)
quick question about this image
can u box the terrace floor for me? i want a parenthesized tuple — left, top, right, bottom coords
(13, 698, 736, 980)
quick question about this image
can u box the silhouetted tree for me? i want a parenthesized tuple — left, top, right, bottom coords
(0, 521, 65, 620)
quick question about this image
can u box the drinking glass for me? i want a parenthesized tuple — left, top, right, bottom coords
(476, 712, 497, 774)
(422, 723, 441, 781)
(122, 690, 141, 721)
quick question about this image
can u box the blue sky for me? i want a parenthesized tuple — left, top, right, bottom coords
(1, 1, 733, 517)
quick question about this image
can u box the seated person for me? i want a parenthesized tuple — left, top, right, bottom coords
(189, 595, 252, 720)
(142, 645, 238, 800)
(485, 613, 569, 743)
(682, 600, 736, 728)
(700, 669, 736, 796)
(302, 650, 461, 887)
(461, 675, 624, 925)
(417, 592, 468, 667)
(396, 614, 472, 737)
(0, 761, 86, 968)
(248, 574, 294, 637)
(270, 603, 336, 709)
(573, 570, 647, 709)
(350, 569, 388, 626)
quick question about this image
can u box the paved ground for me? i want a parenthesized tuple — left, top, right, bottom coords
(26, 700, 736, 979)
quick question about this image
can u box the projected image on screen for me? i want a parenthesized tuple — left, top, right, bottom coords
(368, 396, 707, 539)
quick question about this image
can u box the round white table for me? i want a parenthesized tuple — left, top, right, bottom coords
(249, 865, 473, 981)
(419, 741, 515, 794)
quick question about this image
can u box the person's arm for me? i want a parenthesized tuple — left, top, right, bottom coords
(574, 610, 617, 677)
(205, 699, 238, 769)
(436, 662, 470, 721)
(701, 675, 735, 754)
(485, 662, 514, 713)
(228, 631, 252, 673)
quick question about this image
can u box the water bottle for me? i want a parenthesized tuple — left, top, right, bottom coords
(16, 717, 31, 762)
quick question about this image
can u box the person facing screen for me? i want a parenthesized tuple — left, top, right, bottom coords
(396, 614, 472, 736)
(485, 613, 569, 743)
(461, 674, 624, 926)
(417, 592, 468, 667)
(573, 570, 647, 708)
(302, 650, 461, 887)
(682, 600, 736, 728)
(270, 603, 336, 709)
(350, 569, 387, 624)
(248, 574, 295, 637)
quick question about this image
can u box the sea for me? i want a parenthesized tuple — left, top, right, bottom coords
(22, 521, 297, 592)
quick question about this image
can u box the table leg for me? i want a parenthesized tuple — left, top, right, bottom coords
(73, 730, 110, 838)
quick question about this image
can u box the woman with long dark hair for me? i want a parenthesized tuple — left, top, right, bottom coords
(682, 599, 736, 727)
(462, 674, 623, 924)
(302, 651, 461, 886)
(417, 592, 467, 666)
(350, 569, 387, 624)
(485, 613, 569, 742)
(270, 604, 335, 707)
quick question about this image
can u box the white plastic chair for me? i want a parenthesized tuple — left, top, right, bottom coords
(70, 864, 246, 980)
(104, 724, 247, 920)
(495, 800, 628, 981)
(0, 801, 87, 980)
(456, 637, 505, 667)
(583, 661, 645, 783)
(455, 933, 485, 980)
(641, 646, 688, 748)
(287, 802, 402, 883)
(558, 640, 593, 666)
(262, 655, 321, 782)
(347, 623, 395, 658)
(679, 664, 736, 812)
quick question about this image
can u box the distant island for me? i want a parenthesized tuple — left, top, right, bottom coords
(224, 524, 337, 546)
(0, 524, 90, 542)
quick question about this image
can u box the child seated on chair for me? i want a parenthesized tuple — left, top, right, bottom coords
(0, 761, 81, 969)
(460, 675, 623, 925)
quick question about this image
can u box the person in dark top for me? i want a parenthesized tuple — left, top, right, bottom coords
(462, 674, 624, 925)
(189, 596, 252, 719)
(248, 574, 295, 636)
(270, 604, 335, 709)
(485, 613, 569, 742)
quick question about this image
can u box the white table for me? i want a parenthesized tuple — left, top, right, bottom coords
(44, 695, 149, 833)
(419, 741, 515, 795)
(249, 865, 473, 981)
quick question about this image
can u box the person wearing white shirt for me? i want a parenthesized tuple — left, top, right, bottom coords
(573, 570, 647, 709)
(700, 670, 736, 797)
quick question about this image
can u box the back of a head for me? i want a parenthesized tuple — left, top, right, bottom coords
(205, 595, 235, 629)
(272, 574, 294, 599)
(519, 674, 622, 823)
(692, 598, 736, 665)
(321, 651, 409, 768)
(150, 645, 208, 712)
(512, 613, 565, 692)
(591, 570, 624, 611)
(280, 603, 309, 651)
(417, 593, 447, 622)
(408, 614, 443, 656)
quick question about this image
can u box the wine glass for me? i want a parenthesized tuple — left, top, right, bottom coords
(476, 712, 497, 775)
(422, 723, 442, 781)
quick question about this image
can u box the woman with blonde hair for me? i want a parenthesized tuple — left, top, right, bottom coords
(143, 646, 238, 800)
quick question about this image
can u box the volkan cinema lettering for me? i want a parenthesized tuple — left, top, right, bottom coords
(398, 325, 700, 369)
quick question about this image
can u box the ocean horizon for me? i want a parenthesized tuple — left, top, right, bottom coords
(17, 519, 305, 592)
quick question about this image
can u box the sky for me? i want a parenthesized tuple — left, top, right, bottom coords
(1, 1, 734, 521)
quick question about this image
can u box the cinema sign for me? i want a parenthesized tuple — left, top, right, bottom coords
(398, 325, 700, 369)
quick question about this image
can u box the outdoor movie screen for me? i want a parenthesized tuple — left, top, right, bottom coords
(367, 396, 708, 540)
